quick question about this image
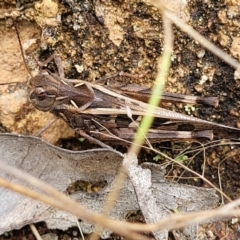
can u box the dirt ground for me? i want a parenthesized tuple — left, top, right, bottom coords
(0, 0, 240, 239)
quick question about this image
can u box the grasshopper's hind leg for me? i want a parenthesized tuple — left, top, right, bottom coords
(77, 129, 114, 150)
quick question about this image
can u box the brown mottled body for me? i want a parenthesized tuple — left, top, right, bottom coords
(28, 55, 240, 145)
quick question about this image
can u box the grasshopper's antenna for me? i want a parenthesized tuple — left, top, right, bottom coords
(0, 21, 33, 85)
(13, 20, 33, 78)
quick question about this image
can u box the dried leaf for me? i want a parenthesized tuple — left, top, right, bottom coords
(0, 134, 219, 239)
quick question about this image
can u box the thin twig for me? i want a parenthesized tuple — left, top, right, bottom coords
(30, 224, 43, 240)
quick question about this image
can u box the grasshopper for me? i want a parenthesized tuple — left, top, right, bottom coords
(27, 54, 240, 147)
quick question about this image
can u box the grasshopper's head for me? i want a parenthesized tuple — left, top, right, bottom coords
(28, 74, 58, 112)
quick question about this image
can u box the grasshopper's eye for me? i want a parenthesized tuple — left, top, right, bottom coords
(29, 87, 56, 112)
(35, 88, 47, 101)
